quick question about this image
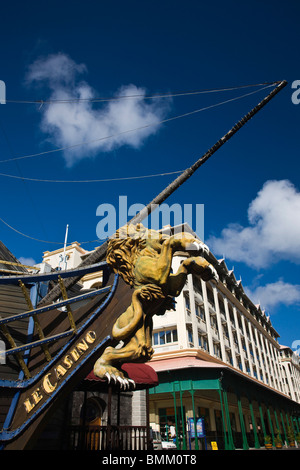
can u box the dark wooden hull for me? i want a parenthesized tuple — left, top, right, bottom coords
(0, 272, 133, 450)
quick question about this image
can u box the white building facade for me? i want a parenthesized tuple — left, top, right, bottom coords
(280, 346, 300, 403)
(152, 253, 289, 398)
(148, 224, 300, 449)
(42, 242, 104, 289)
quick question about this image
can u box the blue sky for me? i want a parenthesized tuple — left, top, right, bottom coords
(0, 0, 300, 349)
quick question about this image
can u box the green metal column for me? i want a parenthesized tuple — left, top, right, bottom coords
(293, 416, 299, 434)
(223, 388, 235, 450)
(285, 412, 292, 443)
(218, 389, 229, 450)
(266, 405, 275, 445)
(237, 391, 249, 450)
(172, 384, 179, 450)
(248, 395, 260, 449)
(280, 411, 287, 446)
(190, 383, 199, 450)
(274, 409, 282, 443)
(258, 401, 267, 439)
(179, 382, 187, 450)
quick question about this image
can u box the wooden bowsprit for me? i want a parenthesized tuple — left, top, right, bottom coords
(0, 80, 287, 449)
(38, 80, 288, 307)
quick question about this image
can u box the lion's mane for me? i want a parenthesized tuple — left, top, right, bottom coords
(106, 224, 150, 286)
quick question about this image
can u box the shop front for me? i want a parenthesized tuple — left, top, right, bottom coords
(149, 356, 300, 450)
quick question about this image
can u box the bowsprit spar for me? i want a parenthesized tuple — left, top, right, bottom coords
(0, 80, 287, 449)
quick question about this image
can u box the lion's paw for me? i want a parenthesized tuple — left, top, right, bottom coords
(94, 363, 136, 390)
(186, 258, 219, 283)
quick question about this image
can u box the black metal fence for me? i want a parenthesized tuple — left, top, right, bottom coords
(66, 425, 150, 450)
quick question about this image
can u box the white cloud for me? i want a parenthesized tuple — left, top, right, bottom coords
(25, 53, 87, 88)
(25, 53, 170, 166)
(18, 256, 36, 267)
(245, 280, 300, 310)
(207, 179, 300, 269)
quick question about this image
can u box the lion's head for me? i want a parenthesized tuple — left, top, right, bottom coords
(106, 223, 164, 286)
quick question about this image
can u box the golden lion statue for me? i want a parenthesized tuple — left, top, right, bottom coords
(94, 223, 218, 388)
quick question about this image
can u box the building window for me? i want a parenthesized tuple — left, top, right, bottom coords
(206, 287, 215, 309)
(228, 306, 235, 327)
(199, 335, 208, 351)
(223, 326, 229, 339)
(195, 303, 205, 321)
(260, 371, 263, 381)
(226, 352, 233, 365)
(193, 277, 203, 297)
(213, 343, 220, 357)
(153, 329, 178, 346)
(218, 297, 226, 316)
(187, 328, 193, 345)
(210, 315, 218, 330)
(184, 294, 191, 314)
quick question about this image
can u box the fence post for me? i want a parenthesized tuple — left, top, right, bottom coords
(106, 384, 112, 449)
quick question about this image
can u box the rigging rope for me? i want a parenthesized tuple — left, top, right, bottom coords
(0, 81, 282, 247)
(0, 215, 99, 245)
(0, 169, 183, 183)
(5, 81, 278, 105)
(0, 83, 274, 166)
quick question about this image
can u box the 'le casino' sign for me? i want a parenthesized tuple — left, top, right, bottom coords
(23, 331, 97, 414)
